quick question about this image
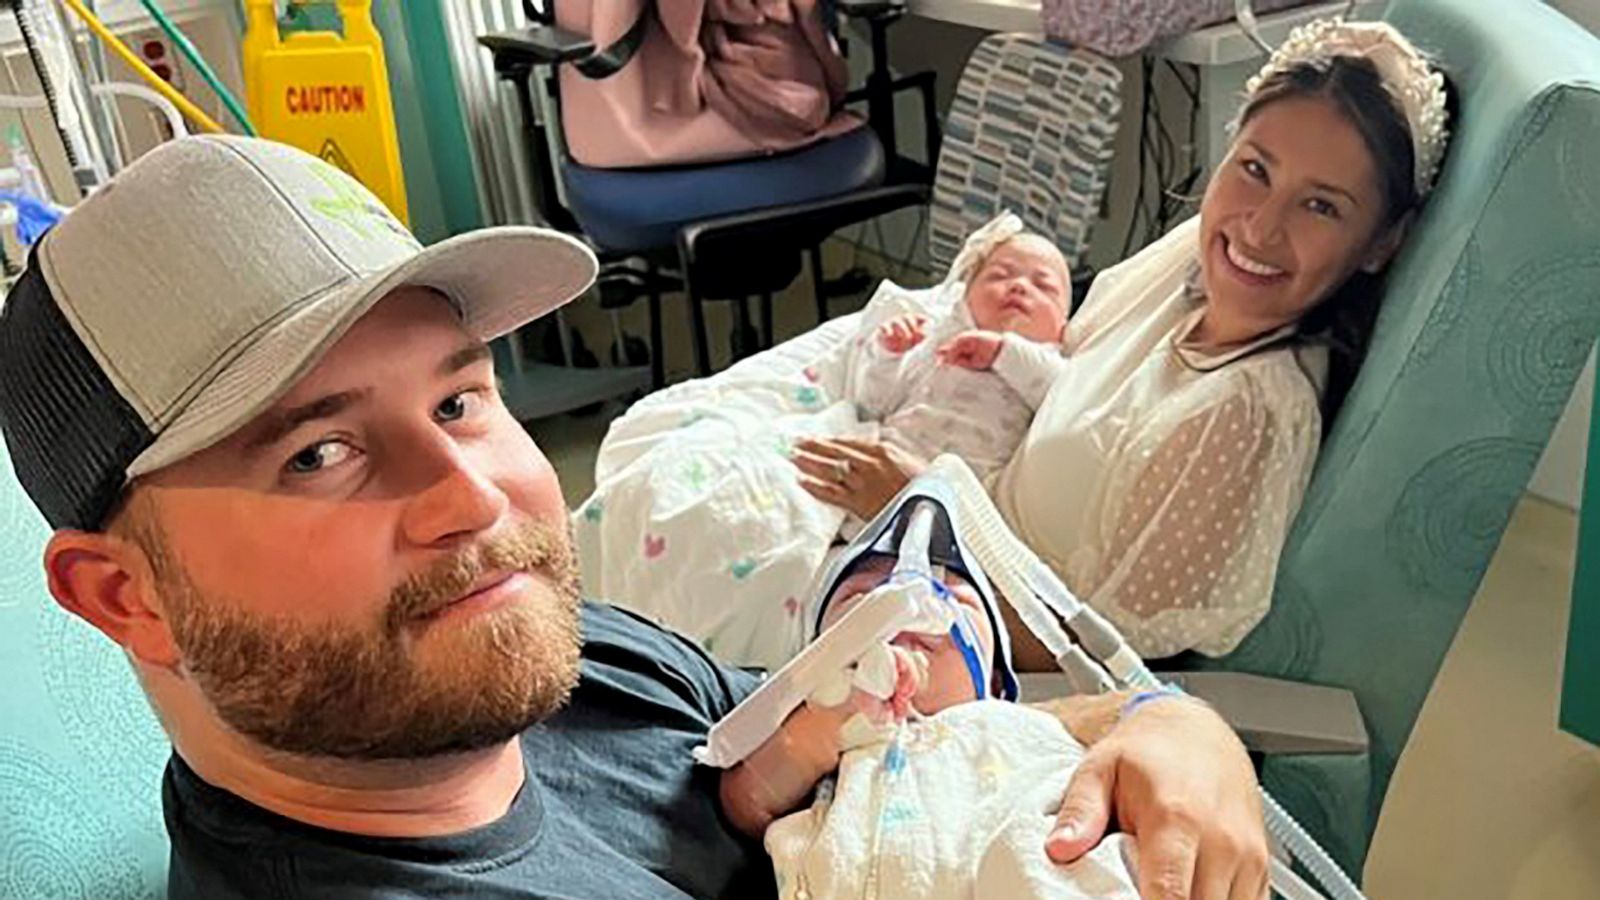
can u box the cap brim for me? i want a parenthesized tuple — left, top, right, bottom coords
(125, 226, 597, 479)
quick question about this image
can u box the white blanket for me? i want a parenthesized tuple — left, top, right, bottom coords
(766, 701, 1140, 899)
(575, 373, 871, 668)
(576, 286, 950, 669)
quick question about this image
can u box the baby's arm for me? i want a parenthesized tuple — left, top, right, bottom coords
(720, 646, 922, 837)
(990, 335, 1069, 411)
(878, 313, 931, 354)
(936, 330, 1006, 370)
(720, 703, 852, 838)
(850, 323, 921, 420)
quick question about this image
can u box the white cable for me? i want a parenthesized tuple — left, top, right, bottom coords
(90, 82, 187, 138)
(0, 92, 48, 109)
(0, 83, 187, 139)
(893, 503, 937, 579)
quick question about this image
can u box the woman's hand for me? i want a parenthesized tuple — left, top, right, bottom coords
(937, 329, 1005, 371)
(1039, 693, 1269, 900)
(877, 313, 930, 354)
(793, 437, 927, 520)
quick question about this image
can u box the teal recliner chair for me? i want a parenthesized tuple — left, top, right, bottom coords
(0, 454, 169, 897)
(1181, 0, 1600, 877)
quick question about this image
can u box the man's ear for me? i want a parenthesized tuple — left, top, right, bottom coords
(1361, 209, 1417, 274)
(44, 530, 181, 670)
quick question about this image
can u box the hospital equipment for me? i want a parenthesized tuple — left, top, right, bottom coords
(6, 0, 113, 188)
(60, 0, 224, 135)
(134, 0, 253, 134)
(696, 458, 1364, 900)
(695, 496, 1011, 769)
(692, 563, 957, 769)
(0, 80, 184, 248)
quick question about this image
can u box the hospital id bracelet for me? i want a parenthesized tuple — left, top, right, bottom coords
(1118, 685, 1187, 722)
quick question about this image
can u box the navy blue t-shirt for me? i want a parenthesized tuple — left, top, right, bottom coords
(164, 603, 771, 899)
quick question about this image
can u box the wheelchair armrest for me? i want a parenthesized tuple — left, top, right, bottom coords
(479, 25, 595, 74)
(1018, 671, 1369, 756)
(676, 182, 930, 269)
(835, 0, 908, 20)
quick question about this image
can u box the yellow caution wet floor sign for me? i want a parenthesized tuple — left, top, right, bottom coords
(243, 0, 410, 223)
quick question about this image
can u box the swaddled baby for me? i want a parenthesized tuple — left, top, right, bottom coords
(721, 553, 1139, 899)
(802, 212, 1073, 492)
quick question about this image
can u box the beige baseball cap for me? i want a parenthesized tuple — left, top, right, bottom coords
(0, 135, 597, 529)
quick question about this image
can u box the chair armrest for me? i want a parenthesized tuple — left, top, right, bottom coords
(478, 25, 595, 73)
(835, 0, 907, 20)
(677, 182, 930, 269)
(1019, 671, 1369, 756)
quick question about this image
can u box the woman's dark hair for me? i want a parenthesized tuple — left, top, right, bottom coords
(1235, 55, 1456, 431)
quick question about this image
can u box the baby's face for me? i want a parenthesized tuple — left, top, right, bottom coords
(819, 555, 997, 715)
(964, 236, 1070, 344)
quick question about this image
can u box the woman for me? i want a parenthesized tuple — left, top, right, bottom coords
(794, 20, 1454, 663)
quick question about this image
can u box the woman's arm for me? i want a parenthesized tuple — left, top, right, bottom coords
(1079, 365, 1320, 658)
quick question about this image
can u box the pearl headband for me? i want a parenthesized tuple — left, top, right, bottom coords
(1245, 20, 1450, 198)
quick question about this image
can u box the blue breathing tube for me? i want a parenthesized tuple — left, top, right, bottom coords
(927, 577, 988, 700)
(839, 567, 992, 703)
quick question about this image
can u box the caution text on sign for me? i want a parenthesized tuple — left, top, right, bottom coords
(285, 85, 368, 115)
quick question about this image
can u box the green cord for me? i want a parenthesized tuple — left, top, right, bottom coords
(136, 0, 256, 136)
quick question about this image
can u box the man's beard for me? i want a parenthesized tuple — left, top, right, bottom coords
(154, 519, 583, 761)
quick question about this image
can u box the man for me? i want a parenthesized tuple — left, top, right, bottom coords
(0, 136, 1267, 899)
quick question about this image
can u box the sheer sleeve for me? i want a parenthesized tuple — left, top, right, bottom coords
(1072, 359, 1321, 658)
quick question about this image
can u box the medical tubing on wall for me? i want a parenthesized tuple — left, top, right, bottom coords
(90, 82, 186, 137)
(59, 0, 225, 134)
(0, 83, 186, 139)
(925, 455, 1368, 900)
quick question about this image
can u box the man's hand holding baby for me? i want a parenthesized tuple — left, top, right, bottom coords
(937, 329, 1006, 371)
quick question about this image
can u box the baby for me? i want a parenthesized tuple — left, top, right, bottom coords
(810, 213, 1073, 489)
(572, 214, 1075, 672)
(721, 553, 1139, 899)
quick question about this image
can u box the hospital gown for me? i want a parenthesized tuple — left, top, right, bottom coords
(766, 700, 1138, 900)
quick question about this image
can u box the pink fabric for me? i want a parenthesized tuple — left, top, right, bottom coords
(557, 0, 862, 169)
(1041, 0, 1316, 58)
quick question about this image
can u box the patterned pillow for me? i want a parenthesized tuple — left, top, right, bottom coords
(929, 34, 1123, 276)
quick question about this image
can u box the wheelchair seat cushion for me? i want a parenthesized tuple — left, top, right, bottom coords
(561, 125, 885, 253)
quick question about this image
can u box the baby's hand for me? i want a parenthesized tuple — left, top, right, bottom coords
(937, 330, 1005, 370)
(807, 643, 927, 749)
(877, 314, 930, 354)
